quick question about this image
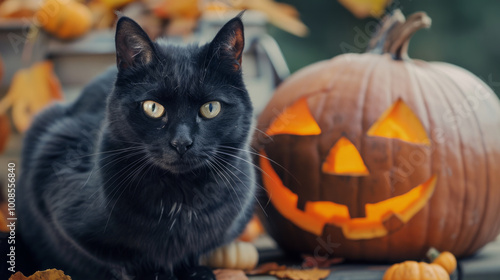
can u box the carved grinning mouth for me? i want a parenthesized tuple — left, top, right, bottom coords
(260, 151, 437, 240)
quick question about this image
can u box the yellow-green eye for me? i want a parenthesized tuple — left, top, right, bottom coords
(143, 100, 165, 118)
(200, 101, 221, 119)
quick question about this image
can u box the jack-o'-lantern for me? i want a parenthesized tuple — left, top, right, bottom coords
(254, 10, 500, 261)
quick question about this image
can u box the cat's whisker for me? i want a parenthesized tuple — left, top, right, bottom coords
(104, 156, 151, 232)
(209, 157, 243, 209)
(208, 158, 241, 206)
(210, 154, 268, 216)
(90, 151, 146, 203)
(250, 126, 273, 143)
(72, 146, 143, 160)
(226, 85, 247, 94)
(84, 150, 146, 201)
(103, 155, 150, 207)
(85, 150, 146, 192)
(204, 159, 238, 206)
(213, 150, 300, 203)
(218, 145, 301, 185)
(210, 152, 265, 195)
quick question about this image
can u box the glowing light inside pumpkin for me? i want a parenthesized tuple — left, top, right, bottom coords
(322, 136, 369, 176)
(260, 151, 437, 239)
(266, 98, 322, 136)
(367, 99, 430, 145)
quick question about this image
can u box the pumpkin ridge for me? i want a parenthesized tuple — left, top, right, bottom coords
(421, 65, 467, 253)
(430, 65, 485, 255)
(402, 62, 434, 257)
(441, 64, 500, 250)
(435, 65, 493, 256)
(379, 55, 394, 261)
(357, 55, 385, 259)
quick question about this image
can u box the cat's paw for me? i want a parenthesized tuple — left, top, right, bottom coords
(176, 266, 215, 280)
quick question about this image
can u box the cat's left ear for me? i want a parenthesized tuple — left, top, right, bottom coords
(115, 16, 156, 71)
(209, 14, 245, 71)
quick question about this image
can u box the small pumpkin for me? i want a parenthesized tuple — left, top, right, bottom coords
(238, 215, 265, 242)
(254, 9, 500, 261)
(37, 0, 93, 40)
(383, 261, 449, 280)
(200, 241, 258, 270)
(427, 248, 457, 275)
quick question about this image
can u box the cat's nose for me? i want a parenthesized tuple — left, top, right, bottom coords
(170, 138, 193, 155)
(171, 124, 193, 155)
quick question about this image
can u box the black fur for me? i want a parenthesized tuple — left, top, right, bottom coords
(18, 15, 255, 280)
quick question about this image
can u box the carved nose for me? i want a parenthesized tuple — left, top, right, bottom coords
(170, 138, 193, 155)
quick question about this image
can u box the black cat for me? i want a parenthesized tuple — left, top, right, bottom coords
(17, 15, 255, 280)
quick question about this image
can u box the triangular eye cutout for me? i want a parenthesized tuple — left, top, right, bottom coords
(266, 98, 322, 136)
(367, 99, 430, 145)
(322, 136, 369, 176)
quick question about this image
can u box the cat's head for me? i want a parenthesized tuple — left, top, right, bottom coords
(106, 15, 253, 174)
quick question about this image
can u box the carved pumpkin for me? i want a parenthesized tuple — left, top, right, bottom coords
(254, 10, 500, 261)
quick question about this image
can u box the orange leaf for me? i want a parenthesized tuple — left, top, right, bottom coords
(153, 0, 200, 19)
(0, 0, 41, 18)
(3, 61, 63, 132)
(246, 262, 287, 275)
(0, 114, 10, 154)
(270, 268, 331, 280)
(9, 269, 71, 280)
(338, 0, 392, 18)
(100, 0, 134, 10)
(0, 204, 8, 232)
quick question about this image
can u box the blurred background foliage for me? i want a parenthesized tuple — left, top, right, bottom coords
(269, 0, 500, 97)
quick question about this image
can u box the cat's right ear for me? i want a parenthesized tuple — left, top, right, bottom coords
(115, 17, 156, 71)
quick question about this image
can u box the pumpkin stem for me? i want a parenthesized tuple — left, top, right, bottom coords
(367, 9, 431, 60)
(426, 247, 441, 262)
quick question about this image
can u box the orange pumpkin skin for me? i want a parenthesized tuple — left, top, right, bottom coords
(383, 261, 449, 280)
(254, 11, 500, 261)
(431, 251, 457, 274)
(38, 0, 92, 40)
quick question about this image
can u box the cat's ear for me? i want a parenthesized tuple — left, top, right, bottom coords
(209, 14, 245, 71)
(115, 16, 156, 71)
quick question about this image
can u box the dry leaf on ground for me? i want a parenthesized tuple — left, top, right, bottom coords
(214, 269, 248, 280)
(302, 254, 344, 268)
(246, 262, 287, 275)
(9, 269, 71, 280)
(0, 61, 62, 132)
(270, 268, 330, 280)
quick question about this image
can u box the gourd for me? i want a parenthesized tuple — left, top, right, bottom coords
(200, 241, 258, 270)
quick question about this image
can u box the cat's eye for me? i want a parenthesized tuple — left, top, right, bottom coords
(200, 101, 221, 119)
(143, 100, 165, 118)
